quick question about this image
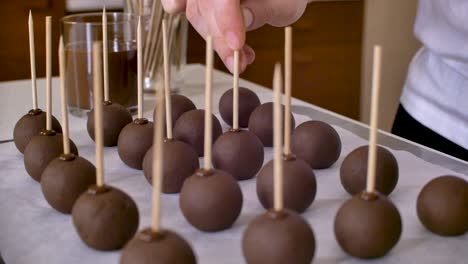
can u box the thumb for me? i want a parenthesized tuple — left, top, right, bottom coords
(161, 0, 187, 14)
(242, 0, 308, 30)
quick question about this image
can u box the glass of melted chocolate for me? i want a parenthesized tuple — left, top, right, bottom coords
(61, 13, 137, 117)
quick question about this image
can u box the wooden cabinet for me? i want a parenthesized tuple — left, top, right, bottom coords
(187, 1, 363, 120)
(0, 1, 65, 81)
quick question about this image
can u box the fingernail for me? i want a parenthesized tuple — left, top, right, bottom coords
(242, 7, 254, 29)
(226, 56, 234, 73)
(245, 46, 255, 64)
(225, 31, 240, 50)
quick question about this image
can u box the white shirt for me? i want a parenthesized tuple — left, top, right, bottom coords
(400, 0, 468, 149)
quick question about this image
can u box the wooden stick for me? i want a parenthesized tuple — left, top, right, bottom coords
(366, 45, 382, 193)
(151, 62, 165, 233)
(203, 36, 213, 170)
(58, 37, 70, 155)
(273, 63, 284, 212)
(233, 50, 240, 130)
(93, 42, 104, 187)
(45, 16, 52, 131)
(28, 11, 38, 110)
(102, 8, 110, 102)
(284, 27, 292, 156)
(162, 19, 173, 139)
(137, 16, 144, 119)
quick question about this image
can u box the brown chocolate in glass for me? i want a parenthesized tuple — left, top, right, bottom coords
(65, 41, 137, 111)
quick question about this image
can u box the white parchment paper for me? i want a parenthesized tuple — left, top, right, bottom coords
(0, 111, 467, 264)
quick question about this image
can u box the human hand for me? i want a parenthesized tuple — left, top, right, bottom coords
(161, 0, 308, 73)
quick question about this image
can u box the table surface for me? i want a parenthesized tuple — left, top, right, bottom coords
(0, 64, 467, 263)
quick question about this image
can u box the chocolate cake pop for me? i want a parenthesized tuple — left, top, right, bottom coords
(41, 39, 95, 214)
(257, 31, 316, 213)
(153, 94, 196, 126)
(243, 61, 315, 264)
(73, 185, 139, 250)
(291, 120, 341, 169)
(143, 139, 199, 193)
(243, 209, 315, 264)
(248, 102, 295, 147)
(117, 18, 154, 170)
(417, 175, 468, 236)
(87, 102, 132, 146)
(14, 110, 62, 154)
(247, 31, 296, 148)
(25, 130, 78, 181)
(257, 155, 316, 213)
(340, 145, 398, 196)
(142, 24, 199, 193)
(219, 87, 260, 128)
(213, 50, 264, 181)
(41, 153, 95, 213)
(121, 229, 196, 264)
(334, 46, 402, 259)
(14, 12, 62, 154)
(24, 17, 78, 182)
(173, 109, 222, 156)
(179, 36, 243, 232)
(121, 50, 197, 262)
(86, 10, 132, 147)
(335, 192, 402, 258)
(72, 42, 139, 251)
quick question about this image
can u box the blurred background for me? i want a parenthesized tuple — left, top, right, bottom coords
(0, 0, 420, 131)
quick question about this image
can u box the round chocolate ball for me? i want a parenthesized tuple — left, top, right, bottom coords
(180, 169, 243, 232)
(334, 191, 402, 259)
(417, 175, 468, 236)
(291, 120, 341, 169)
(24, 130, 78, 182)
(340, 145, 398, 196)
(142, 139, 199, 193)
(248, 102, 295, 147)
(212, 129, 264, 181)
(219, 87, 261, 128)
(87, 101, 132, 147)
(117, 118, 154, 170)
(173, 110, 223, 156)
(242, 209, 315, 264)
(13, 109, 62, 153)
(153, 94, 196, 126)
(40, 153, 96, 214)
(120, 228, 197, 264)
(257, 155, 316, 213)
(72, 185, 139, 250)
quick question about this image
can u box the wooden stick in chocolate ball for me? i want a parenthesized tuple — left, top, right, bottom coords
(334, 46, 402, 259)
(173, 44, 222, 157)
(417, 175, 468, 236)
(86, 8, 132, 147)
(218, 53, 260, 128)
(117, 16, 154, 170)
(71, 42, 139, 251)
(212, 50, 264, 181)
(24, 16, 78, 182)
(179, 36, 243, 232)
(14, 11, 62, 154)
(172, 49, 222, 157)
(152, 20, 196, 128)
(340, 46, 398, 196)
(40, 38, 96, 214)
(121, 69, 197, 264)
(242, 63, 316, 264)
(288, 26, 342, 169)
(142, 19, 199, 193)
(256, 27, 316, 213)
(248, 33, 295, 148)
